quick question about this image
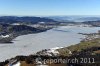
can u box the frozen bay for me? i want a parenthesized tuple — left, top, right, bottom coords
(0, 26, 100, 61)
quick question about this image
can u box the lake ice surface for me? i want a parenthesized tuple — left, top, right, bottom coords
(0, 26, 100, 62)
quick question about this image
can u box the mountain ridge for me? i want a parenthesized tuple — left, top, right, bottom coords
(0, 16, 57, 24)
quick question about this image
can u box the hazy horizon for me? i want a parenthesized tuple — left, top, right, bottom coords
(1, 15, 100, 17)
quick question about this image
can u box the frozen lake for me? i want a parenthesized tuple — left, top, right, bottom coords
(0, 26, 100, 62)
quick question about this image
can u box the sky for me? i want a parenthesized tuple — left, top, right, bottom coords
(0, 0, 100, 16)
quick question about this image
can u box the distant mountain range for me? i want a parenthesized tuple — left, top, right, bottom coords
(0, 16, 100, 24)
(0, 16, 57, 24)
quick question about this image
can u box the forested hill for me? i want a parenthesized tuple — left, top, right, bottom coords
(83, 20, 100, 26)
(0, 16, 57, 24)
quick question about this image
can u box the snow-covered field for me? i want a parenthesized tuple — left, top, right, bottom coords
(0, 26, 100, 62)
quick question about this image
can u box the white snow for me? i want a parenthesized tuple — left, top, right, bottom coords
(0, 35, 10, 38)
(13, 62, 20, 66)
(8, 62, 20, 66)
(47, 47, 63, 55)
